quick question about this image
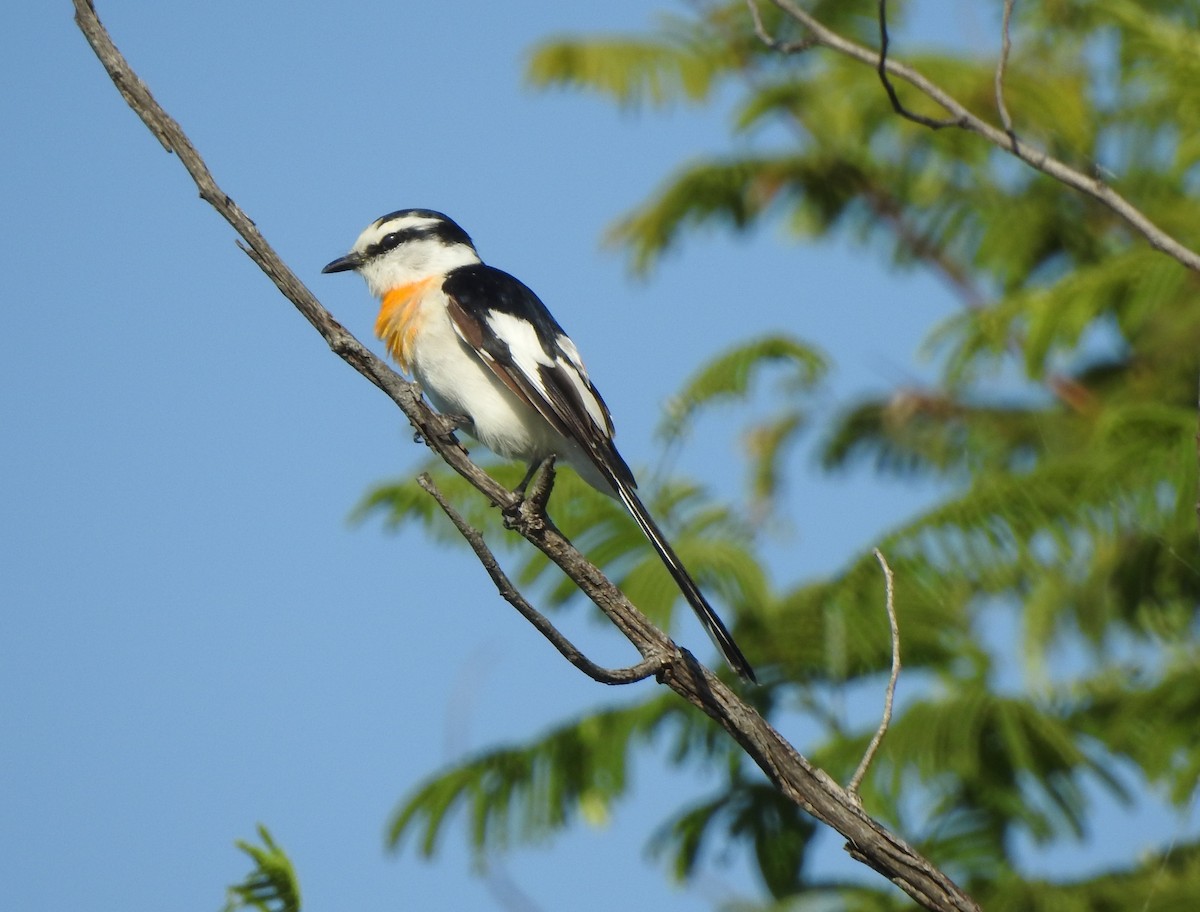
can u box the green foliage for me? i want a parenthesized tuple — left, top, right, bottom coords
(388, 697, 685, 856)
(223, 826, 300, 912)
(663, 335, 827, 433)
(976, 842, 1200, 912)
(660, 334, 827, 506)
(650, 782, 818, 898)
(526, 28, 733, 109)
(362, 0, 1200, 907)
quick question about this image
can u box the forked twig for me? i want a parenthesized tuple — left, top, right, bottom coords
(847, 549, 901, 798)
(418, 474, 665, 684)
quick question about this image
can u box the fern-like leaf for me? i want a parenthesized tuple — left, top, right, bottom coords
(223, 826, 300, 912)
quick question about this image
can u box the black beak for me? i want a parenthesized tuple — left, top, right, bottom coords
(322, 252, 362, 274)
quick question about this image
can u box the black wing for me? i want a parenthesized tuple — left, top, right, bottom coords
(442, 263, 635, 491)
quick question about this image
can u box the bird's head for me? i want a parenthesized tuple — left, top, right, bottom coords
(322, 209, 480, 297)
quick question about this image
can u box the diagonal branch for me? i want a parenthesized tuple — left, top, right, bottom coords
(73, 2, 981, 909)
(752, 0, 1200, 273)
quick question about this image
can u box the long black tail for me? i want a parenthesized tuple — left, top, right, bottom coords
(612, 479, 757, 683)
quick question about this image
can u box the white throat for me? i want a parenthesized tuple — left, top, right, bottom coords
(359, 240, 480, 297)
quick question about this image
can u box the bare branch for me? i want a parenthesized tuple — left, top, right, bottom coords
(417, 473, 665, 685)
(760, 0, 1200, 272)
(994, 0, 1019, 149)
(74, 3, 982, 908)
(876, 0, 960, 129)
(848, 549, 901, 799)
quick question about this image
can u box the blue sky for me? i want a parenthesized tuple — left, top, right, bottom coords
(2, 2, 1183, 911)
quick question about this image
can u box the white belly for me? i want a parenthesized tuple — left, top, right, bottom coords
(408, 302, 605, 490)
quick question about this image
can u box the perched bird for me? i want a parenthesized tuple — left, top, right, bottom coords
(323, 209, 755, 682)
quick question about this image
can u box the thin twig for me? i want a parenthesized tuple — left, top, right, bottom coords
(761, 0, 1200, 273)
(847, 549, 901, 799)
(418, 474, 665, 685)
(994, 0, 1018, 150)
(743, 0, 817, 54)
(876, 0, 960, 129)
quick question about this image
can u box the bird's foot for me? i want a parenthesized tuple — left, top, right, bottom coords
(504, 456, 557, 523)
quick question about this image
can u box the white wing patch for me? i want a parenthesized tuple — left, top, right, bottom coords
(484, 311, 554, 399)
(554, 334, 587, 377)
(553, 334, 610, 435)
(482, 311, 612, 440)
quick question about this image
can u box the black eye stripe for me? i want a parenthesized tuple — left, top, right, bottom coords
(361, 215, 475, 260)
(366, 228, 413, 257)
(364, 225, 439, 258)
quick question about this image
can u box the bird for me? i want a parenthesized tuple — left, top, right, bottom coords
(323, 209, 755, 682)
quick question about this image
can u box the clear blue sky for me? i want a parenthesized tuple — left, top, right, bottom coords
(1, 2, 1181, 911)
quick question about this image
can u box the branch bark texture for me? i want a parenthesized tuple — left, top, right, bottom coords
(72, 2, 980, 909)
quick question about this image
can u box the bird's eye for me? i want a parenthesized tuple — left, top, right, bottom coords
(380, 232, 403, 251)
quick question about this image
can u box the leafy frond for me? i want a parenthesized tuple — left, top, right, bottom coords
(608, 155, 821, 272)
(934, 248, 1193, 384)
(661, 333, 827, 440)
(876, 688, 1127, 846)
(820, 389, 1064, 478)
(977, 839, 1200, 912)
(387, 698, 679, 857)
(1074, 653, 1200, 803)
(649, 781, 817, 898)
(356, 459, 767, 660)
(223, 826, 300, 912)
(350, 456, 533, 541)
(759, 547, 978, 682)
(526, 25, 736, 109)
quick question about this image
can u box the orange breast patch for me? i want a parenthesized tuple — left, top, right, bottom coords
(375, 277, 437, 372)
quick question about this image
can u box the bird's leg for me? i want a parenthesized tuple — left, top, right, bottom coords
(514, 460, 542, 496)
(505, 456, 558, 524)
(524, 455, 557, 513)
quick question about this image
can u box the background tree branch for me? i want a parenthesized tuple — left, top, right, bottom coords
(753, 0, 1200, 273)
(73, 1, 980, 909)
